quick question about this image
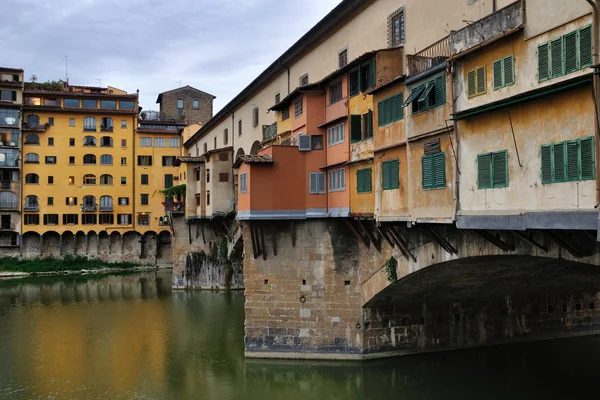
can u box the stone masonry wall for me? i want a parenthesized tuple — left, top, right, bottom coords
(160, 87, 213, 126)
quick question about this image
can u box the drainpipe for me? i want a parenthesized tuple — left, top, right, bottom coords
(493, 0, 497, 12)
(586, 0, 600, 207)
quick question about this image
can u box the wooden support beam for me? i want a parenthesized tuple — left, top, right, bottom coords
(259, 225, 267, 260)
(270, 224, 277, 256)
(290, 221, 296, 247)
(219, 219, 230, 237)
(476, 230, 515, 252)
(360, 220, 381, 253)
(343, 218, 370, 248)
(375, 223, 394, 249)
(422, 226, 458, 255)
(201, 222, 206, 244)
(388, 226, 417, 262)
(196, 220, 200, 239)
(188, 222, 193, 245)
(513, 231, 548, 252)
(249, 222, 258, 259)
(547, 231, 584, 258)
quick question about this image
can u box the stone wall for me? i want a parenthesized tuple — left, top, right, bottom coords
(159, 87, 214, 126)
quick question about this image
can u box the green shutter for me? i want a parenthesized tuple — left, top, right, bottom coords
(564, 31, 578, 74)
(566, 140, 580, 181)
(356, 170, 363, 193)
(553, 142, 566, 182)
(579, 25, 593, 68)
(377, 99, 385, 126)
(478, 153, 492, 189)
(389, 160, 399, 189)
(382, 162, 391, 190)
(503, 55, 514, 86)
(422, 156, 433, 189)
(550, 38, 563, 78)
(369, 58, 376, 88)
(433, 153, 446, 188)
(538, 43, 549, 81)
(350, 114, 362, 143)
(434, 74, 445, 106)
(492, 59, 503, 89)
(492, 151, 508, 187)
(366, 168, 372, 192)
(467, 70, 476, 97)
(476, 67, 486, 94)
(580, 136, 595, 180)
(541, 145, 553, 183)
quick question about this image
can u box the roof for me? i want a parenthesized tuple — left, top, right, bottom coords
(156, 85, 216, 103)
(184, 0, 369, 148)
(178, 156, 205, 164)
(204, 146, 233, 157)
(233, 154, 274, 168)
(23, 89, 138, 99)
(0, 67, 24, 73)
(367, 74, 405, 95)
(269, 83, 323, 111)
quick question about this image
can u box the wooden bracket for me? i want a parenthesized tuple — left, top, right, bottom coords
(343, 218, 370, 248)
(476, 230, 515, 252)
(270, 224, 277, 256)
(388, 225, 417, 262)
(547, 231, 586, 258)
(201, 222, 206, 244)
(359, 220, 381, 253)
(375, 223, 394, 248)
(290, 221, 296, 247)
(513, 230, 547, 252)
(422, 225, 458, 255)
(259, 224, 267, 260)
(188, 222, 192, 245)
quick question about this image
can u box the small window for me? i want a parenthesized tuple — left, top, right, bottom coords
(119, 197, 129, 206)
(350, 114, 362, 143)
(47, 137, 54, 146)
(177, 99, 184, 109)
(69, 138, 75, 146)
(327, 123, 344, 146)
(141, 174, 149, 185)
(357, 168, 373, 193)
(65, 197, 77, 206)
(478, 150, 509, 189)
(83, 174, 97, 185)
(168, 138, 180, 147)
(63, 214, 78, 225)
(48, 176, 54, 184)
(48, 117, 54, 126)
(252, 107, 259, 127)
(193, 99, 200, 110)
(195, 194, 201, 206)
(240, 173, 248, 193)
(121, 157, 127, 166)
(69, 118, 76, 127)
(121, 139, 127, 147)
(140, 137, 152, 147)
(238, 119, 243, 137)
(223, 129, 229, 145)
(360, 59, 376, 91)
(206, 191, 211, 206)
(492, 55, 515, 90)
(118, 214, 132, 225)
(294, 98, 303, 117)
(281, 107, 290, 121)
(467, 67, 486, 98)
(339, 49, 348, 69)
(206, 169, 210, 183)
(541, 137, 595, 183)
(121, 120, 127, 128)
(99, 214, 114, 225)
(164, 174, 174, 188)
(299, 74, 309, 87)
(203, 143, 208, 154)
(121, 176, 127, 185)
(382, 160, 399, 190)
(162, 156, 177, 166)
(349, 69, 360, 97)
(48, 197, 54, 206)
(328, 168, 346, 192)
(43, 214, 59, 226)
(214, 137, 217, 149)
(422, 153, 446, 190)
(82, 214, 97, 225)
(68, 176, 75, 185)
(24, 214, 39, 225)
(363, 111, 373, 139)
(389, 9, 406, 47)
(69, 156, 75, 165)
(154, 137, 166, 147)
(141, 194, 149, 205)
(309, 172, 326, 194)
(137, 155, 152, 166)
(45, 156, 56, 164)
(378, 93, 403, 126)
(137, 213, 150, 226)
(329, 81, 342, 105)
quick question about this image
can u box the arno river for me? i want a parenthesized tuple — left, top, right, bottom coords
(0, 271, 599, 399)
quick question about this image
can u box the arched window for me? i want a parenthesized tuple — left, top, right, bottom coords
(83, 136, 97, 146)
(0, 191, 17, 209)
(26, 115, 40, 126)
(100, 195, 113, 211)
(100, 117, 113, 132)
(100, 174, 113, 185)
(24, 195, 39, 210)
(83, 174, 97, 185)
(25, 173, 39, 184)
(100, 154, 113, 165)
(84, 117, 96, 132)
(82, 195, 96, 211)
(83, 154, 96, 164)
(25, 134, 39, 145)
(24, 153, 39, 163)
(100, 136, 113, 147)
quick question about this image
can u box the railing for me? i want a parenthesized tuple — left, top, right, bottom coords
(164, 202, 185, 213)
(82, 205, 97, 212)
(100, 126, 113, 132)
(24, 205, 38, 211)
(407, 36, 450, 77)
(1, 181, 11, 189)
(100, 205, 113, 212)
(22, 122, 46, 131)
(263, 123, 277, 142)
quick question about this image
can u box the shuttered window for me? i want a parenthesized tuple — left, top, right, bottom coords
(541, 137, 595, 183)
(382, 160, 399, 190)
(363, 111, 373, 138)
(492, 55, 515, 89)
(356, 168, 372, 193)
(411, 73, 445, 114)
(378, 93, 403, 126)
(477, 150, 508, 189)
(538, 25, 592, 82)
(467, 67, 486, 98)
(309, 172, 326, 194)
(350, 114, 362, 143)
(328, 169, 346, 192)
(240, 173, 248, 193)
(422, 153, 446, 190)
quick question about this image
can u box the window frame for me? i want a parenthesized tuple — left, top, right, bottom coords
(328, 168, 346, 192)
(477, 150, 509, 189)
(492, 55, 515, 90)
(327, 123, 345, 147)
(541, 137, 595, 184)
(356, 168, 373, 194)
(421, 152, 446, 190)
(467, 66, 487, 98)
(378, 93, 403, 126)
(382, 159, 400, 191)
(240, 173, 248, 194)
(309, 172, 326, 194)
(192, 99, 200, 110)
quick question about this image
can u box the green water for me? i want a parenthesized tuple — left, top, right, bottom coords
(0, 271, 599, 399)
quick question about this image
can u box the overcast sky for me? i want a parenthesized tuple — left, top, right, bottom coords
(2, 0, 342, 112)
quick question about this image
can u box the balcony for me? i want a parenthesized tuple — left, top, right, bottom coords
(22, 122, 47, 132)
(24, 205, 38, 212)
(82, 205, 97, 212)
(164, 201, 185, 214)
(99, 205, 113, 212)
(100, 126, 114, 133)
(407, 36, 450, 77)
(263, 123, 277, 142)
(324, 97, 348, 125)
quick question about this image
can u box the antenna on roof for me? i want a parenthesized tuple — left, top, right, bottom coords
(63, 55, 69, 83)
(175, 80, 183, 87)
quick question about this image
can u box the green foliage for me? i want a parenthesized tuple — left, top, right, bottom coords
(384, 256, 398, 283)
(219, 236, 228, 260)
(160, 184, 186, 200)
(0, 255, 140, 273)
(24, 80, 66, 91)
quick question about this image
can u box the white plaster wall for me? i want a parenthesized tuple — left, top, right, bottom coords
(525, 0, 591, 39)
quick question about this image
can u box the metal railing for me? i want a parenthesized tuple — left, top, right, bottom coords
(407, 36, 450, 77)
(82, 205, 97, 212)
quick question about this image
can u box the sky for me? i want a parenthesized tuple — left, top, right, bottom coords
(1, 0, 343, 112)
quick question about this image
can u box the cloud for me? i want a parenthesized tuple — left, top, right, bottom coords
(2, 0, 343, 112)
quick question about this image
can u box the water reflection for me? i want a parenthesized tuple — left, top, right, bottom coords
(1, 272, 600, 399)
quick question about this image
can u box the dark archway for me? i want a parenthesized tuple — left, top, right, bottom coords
(235, 147, 245, 161)
(250, 141, 261, 155)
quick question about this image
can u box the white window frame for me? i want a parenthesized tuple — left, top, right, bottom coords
(168, 138, 180, 147)
(327, 123, 345, 146)
(154, 137, 166, 147)
(240, 173, 248, 193)
(309, 172, 326, 194)
(328, 168, 346, 192)
(140, 137, 151, 147)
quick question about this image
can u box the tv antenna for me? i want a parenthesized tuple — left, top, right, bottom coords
(175, 79, 183, 87)
(95, 78, 102, 87)
(63, 55, 69, 83)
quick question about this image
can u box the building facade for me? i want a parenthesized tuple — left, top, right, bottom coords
(157, 85, 215, 126)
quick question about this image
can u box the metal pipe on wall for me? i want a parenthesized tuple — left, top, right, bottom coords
(585, 0, 600, 206)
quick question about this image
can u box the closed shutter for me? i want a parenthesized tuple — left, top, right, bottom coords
(541, 145, 553, 183)
(390, 160, 399, 189)
(550, 38, 563, 78)
(357, 170, 364, 193)
(492, 59, 503, 89)
(434, 74, 445, 106)
(476, 67, 486, 94)
(310, 173, 317, 194)
(538, 43, 549, 81)
(567, 140, 580, 181)
(318, 173, 326, 193)
(433, 153, 446, 188)
(369, 58, 376, 87)
(564, 31, 578, 74)
(467, 70, 476, 97)
(504, 55, 514, 86)
(422, 156, 433, 189)
(579, 25, 593, 68)
(382, 162, 391, 190)
(580, 137, 595, 180)
(492, 151, 508, 187)
(43, 215, 48, 225)
(477, 153, 492, 189)
(553, 142, 566, 182)
(164, 174, 173, 188)
(378, 99, 385, 126)
(350, 115, 362, 143)
(366, 168, 372, 192)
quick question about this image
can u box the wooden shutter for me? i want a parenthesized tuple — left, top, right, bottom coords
(378, 99, 385, 126)
(434, 74, 445, 106)
(492, 59, 503, 89)
(553, 142, 566, 182)
(580, 25, 593, 68)
(566, 140, 580, 181)
(318, 173, 325, 193)
(541, 145, 552, 183)
(477, 153, 492, 189)
(433, 153, 446, 188)
(350, 115, 362, 143)
(390, 160, 399, 189)
(357, 170, 364, 193)
(580, 137, 595, 180)
(467, 70, 476, 97)
(550, 38, 563, 78)
(503, 55, 514, 86)
(424, 138, 440, 155)
(43, 215, 48, 225)
(382, 162, 391, 190)
(366, 168, 373, 192)
(364, 111, 373, 138)
(476, 67, 486, 94)
(492, 151, 508, 187)
(310, 173, 317, 193)
(538, 43, 549, 81)
(564, 31, 578, 74)
(369, 58, 376, 88)
(422, 156, 433, 189)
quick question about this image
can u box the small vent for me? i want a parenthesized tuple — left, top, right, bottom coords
(298, 134, 311, 151)
(424, 137, 441, 155)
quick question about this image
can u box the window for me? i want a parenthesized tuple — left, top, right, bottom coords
(120, 139, 127, 147)
(195, 194, 201, 206)
(119, 101, 135, 110)
(82, 99, 97, 109)
(100, 174, 113, 185)
(83, 154, 96, 164)
(118, 214, 132, 225)
(467, 67, 486, 98)
(121, 120, 127, 128)
(349, 68, 360, 97)
(378, 93, 403, 126)
(82, 195, 96, 210)
(100, 117, 113, 132)
(45, 156, 57, 164)
(140, 137, 152, 147)
(0, 192, 17, 209)
(206, 169, 210, 183)
(48, 197, 54, 206)
(48, 137, 54, 146)
(100, 137, 113, 147)
(207, 191, 211, 206)
(83, 117, 96, 131)
(177, 99, 184, 109)
(63, 214, 78, 225)
(83, 136, 96, 146)
(196, 170, 201, 181)
(69, 156, 75, 165)
(68, 176, 75, 185)
(281, 107, 290, 121)
(100, 196, 113, 212)
(69, 138, 75, 146)
(311, 135, 324, 150)
(24, 214, 39, 225)
(121, 157, 127, 166)
(214, 137, 217, 149)
(43, 214, 59, 225)
(0, 90, 16, 102)
(25, 134, 39, 145)
(360, 59, 376, 91)
(69, 118, 76, 127)
(541, 137, 595, 183)
(162, 156, 177, 166)
(25, 173, 39, 184)
(203, 143, 208, 154)
(64, 99, 79, 108)
(252, 107, 259, 127)
(382, 160, 400, 190)
(339, 49, 348, 68)
(219, 173, 229, 182)
(193, 99, 200, 110)
(100, 214, 114, 225)
(350, 114, 362, 143)
(410, 74, 446, 114)
(309, 172, 326, 194)
(275, 93, 281, 104)
(24, 153, 39, 163)
(363, 111, 373, 139)
(327, 123, 344, 146)
(137, 213, 150, 226)
(538, 25, 592, 82)
(328, 168, 346, 192)
(240, 173, 248, 193)
(83, 174, 97, 185)
(422, 153, 446, 190)
(154, 137, 166, 147)
(82, 214, 97, 225)
(478, 150, 509, 189)
(493, 55, 515, 89)
(141, 174, 149, 185)
(141, 194, 149, 205)
(25, 195, 39, 210)
(137, 155, 152, 166)
(100, 100, 116, 109)
(48, 117, 54, 126)
(168, 138, 180, 147)
(238, 119, 243, 137)
(329, 81, 342, 105)
(119, 197, 129, 206)
(48, 176, 54, 184)
(356, 168, 373, 193)
(389, 10, 405, 47)
(294, 98, 303, 117)
(164, 174, 174, 188)
(26, 114, 40, 126)
(299, 74, 309, 87)
(0, 109, 19, 126)
(121, 177, 127, 185)
(223, 129, 229, 145)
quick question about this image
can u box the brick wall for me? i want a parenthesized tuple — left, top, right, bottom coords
(159, 87, 214, 125)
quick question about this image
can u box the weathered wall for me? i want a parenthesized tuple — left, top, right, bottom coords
(375, 145, 409, 221)
(159, 87, 214, 126)
(525, 0, 590, 40)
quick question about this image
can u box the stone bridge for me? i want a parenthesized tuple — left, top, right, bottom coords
(240, 219, 600, 359)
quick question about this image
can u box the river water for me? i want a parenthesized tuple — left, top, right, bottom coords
(0, 271, 598, 400)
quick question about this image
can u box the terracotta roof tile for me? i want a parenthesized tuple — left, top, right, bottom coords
(178, 156, 205, 164)
(233, 154, 274, 168)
